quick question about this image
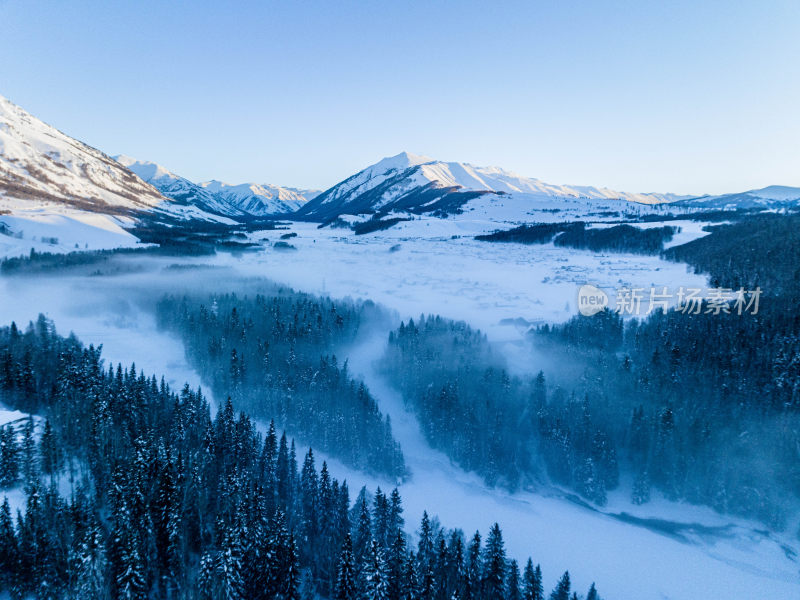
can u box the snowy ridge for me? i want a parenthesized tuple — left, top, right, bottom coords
(295, 151, 690, 221)
(200, 179, 311, 216)
(0, 94, 166, 214)
(116, 155, 316, 217)
(679, 185, 800, 209)
(0, 94, 232, 227)
(115, 155, 247, 217)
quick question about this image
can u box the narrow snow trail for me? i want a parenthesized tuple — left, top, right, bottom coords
(341, 330, 800, 600)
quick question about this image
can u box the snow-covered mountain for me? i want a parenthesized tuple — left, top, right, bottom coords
(677, 185, 800, 209)
(114, 156, 247, 218)
(117, 156, 316, 217)
(0, 94, 229, 225)
(0, 94, 167, 215)
(199, 180, 313, 216)
(294, 152, 689, 221)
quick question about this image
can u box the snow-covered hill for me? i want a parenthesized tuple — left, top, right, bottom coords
(678, 185, 800, 209)
(295, 152, 689, 221)
(117, 155, 315, 217)
(199, 179, 313, 216)
(0, 94, 235, 227)
(0, 94, 239, 257)
(115, 155, 247, 217)
(0, 94, 169, 215)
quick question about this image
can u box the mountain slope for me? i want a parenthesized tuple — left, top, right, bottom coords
(677, 185, 800, 209)
(115, 155, 247, 217)
(199, 179, 311, 216)
(295, 152, 689, 222)
(117, 156, 315, 217)
(0, 94, 231, 226)
(0, 95, 166, 215)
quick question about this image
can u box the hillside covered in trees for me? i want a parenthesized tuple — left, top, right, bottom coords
(379, 213, 800, 531)
(382, 302, 800, 528)
(0, 317, 599, 600)
(155, 292, 405, 478)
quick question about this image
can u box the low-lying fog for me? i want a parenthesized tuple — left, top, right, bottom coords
(0, 251, 797, 600)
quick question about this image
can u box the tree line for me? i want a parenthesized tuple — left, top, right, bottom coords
(0, 316, 599, 599)
(381, 308, 800, 530)
(156, 293, 406, 478)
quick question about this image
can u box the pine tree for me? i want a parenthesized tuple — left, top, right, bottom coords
(299, 567, 316, 600)
(419, 565, 436, 600)
(400, 551, 420, 600)
(198, 551, 215, 600)
(117, 531, 146, 600)
(74, 523, 108, 600)
(586, 582, 599, 600)
(21, 416, 38, 490)
(214, 541, 244, 600)
(550, 571, 570, 600)
(363, 539, 389, 600)
(335, 533, 357, 600)
(284, 532, 302, 600)
(387, 530, 406, 600)
(482, 523, 506, 599)
(39, 419, 61, 481)
(417, 511, 434, 574)
(0, 425, 19, 487)
(300, 448, 319, 561)
(354, 493, 372, 569)
(388, 488, 404, 537)
(522, 560, 543, 600)
(0, 498, 18, 593)
(506, 559, 522, 600)
(463, 531, 481, 600)
(372, 487, 390, 550)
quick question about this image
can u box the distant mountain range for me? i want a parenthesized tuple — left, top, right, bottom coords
(675, 185, 800, 209)
(0, 93, 316, 225)
(294, 152, 692, 222)
(2, 92, 799, 231)
(116, 156, 319, 218)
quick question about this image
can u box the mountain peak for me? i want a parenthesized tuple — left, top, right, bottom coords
(113, 155, 176, 183)
(368, 151, 434, 175)
(295, 152, 692, 221)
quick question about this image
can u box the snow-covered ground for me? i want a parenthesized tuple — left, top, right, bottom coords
(0, 206, 143, 258)
(231, 219, 709, 340)
(335, 334, 800, 600)
(0, 223, 796, 599)
(0, 405, 28, 427)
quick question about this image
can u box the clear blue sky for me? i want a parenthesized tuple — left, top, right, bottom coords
(1, 0, 798, 195)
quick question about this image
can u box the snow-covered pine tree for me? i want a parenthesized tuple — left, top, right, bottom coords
(335, 533, 358, 600)
(399, 551, 420, 600)
(0, 425, 19, 487)
(481, 523, 506, 599)
(0, 498, 18, 594)
(73, 523, 108, 600)
(362, 539, 389, 600)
